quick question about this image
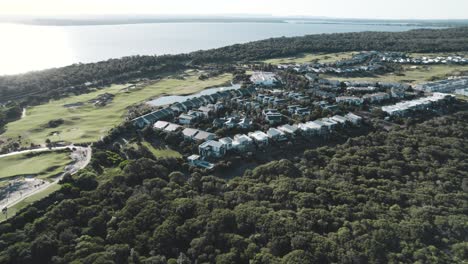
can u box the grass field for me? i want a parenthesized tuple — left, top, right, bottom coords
(264, 52, 357, 65)
(141, 141, 182, 159)
(409, 52, 468, 58)
(1, 72, 232, 146)
(1, 183, 61, 222)
(0, 151, 71, 180)
(323, 65, 468, 84)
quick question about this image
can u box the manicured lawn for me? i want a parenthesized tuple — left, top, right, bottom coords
(1, 72, 232, 146)
(323, 65, 468, 85)
(141, 141, 182, 159)
(1, 183, 61, 222)
(0, 151, 71, 180)
(409, 52, 468, 58)
(263, 52, 357, 65)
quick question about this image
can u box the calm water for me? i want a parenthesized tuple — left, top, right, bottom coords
(146, 84, 241, 107)
(0, 22, 437, 75)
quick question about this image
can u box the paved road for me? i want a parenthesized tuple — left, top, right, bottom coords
(0, 145, 92, 212)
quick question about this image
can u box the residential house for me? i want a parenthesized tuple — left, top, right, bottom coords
(345, 113, 363, 124)
(391, 87, 406, 98)
(273, 98, 288, 106)
(248, 131, 269, 147)
(199, 140, 226, 159)
(212, 118, 226, 128)
(182, 128, 199, 140)
(278, 124, 299, 135)
(219, 137, 234, 150)
(232, 134, 254, 152)
(305, 73, 318, 82)
(288, 105, 301, 114)
(250, 71, 278, 86)
(295, 107, 311, 116)
(336, 96, 364, 105)
(224, 117, 239, 129)
(381, 93, 452, 116)
(331, 115, 348, 126)
(320, 118, 339, 130)
(238, 118, 253, 129)
(178, 113, 197, 125)
(267, 128, 287, 141)
(164, 123, 182, 132)
(194, 131, 216, 142)
(153, 121, 169, 130)
(363, 92, 390, 103)
(299, 121, 324, 136)
(263, 109, 282, 124)
(455, 88, 468, 96)
(198, 105, 214, 117)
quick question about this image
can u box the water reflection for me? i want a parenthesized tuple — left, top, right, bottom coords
(0, 23, 74, 75)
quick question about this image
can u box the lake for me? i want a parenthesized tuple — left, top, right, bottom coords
(0, 22, 439, 75)
(146, 83, 241, 107)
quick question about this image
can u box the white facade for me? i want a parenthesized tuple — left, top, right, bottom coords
(250, 71, 278, 86)
(382, 93, 451, 116)
(219, 137, 234, 150)
(248, 131, 269, 146)
(267, 128, 287, 141)
(199, 140, 226, 159)
(336, 96, 364, 105)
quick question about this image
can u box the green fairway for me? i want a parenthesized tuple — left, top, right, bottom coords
(1, 72, 232, 146)
(323, 64, 468, 84)
(1, 183, 61, 222)
(263, 52, 357, 65)
(0, 151, 71, 180)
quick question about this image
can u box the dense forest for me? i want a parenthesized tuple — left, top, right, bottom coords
(1, 27, 468, 104)
(0, 110, 466, 263)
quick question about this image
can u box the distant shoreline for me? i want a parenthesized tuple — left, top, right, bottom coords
(1, 17, 466, 27)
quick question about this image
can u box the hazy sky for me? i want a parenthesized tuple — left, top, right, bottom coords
(1, 0, 467, 19)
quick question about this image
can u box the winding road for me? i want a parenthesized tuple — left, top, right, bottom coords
(0, 145, 92, 212)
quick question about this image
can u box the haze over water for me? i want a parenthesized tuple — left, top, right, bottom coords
(0, 22, 438, 75)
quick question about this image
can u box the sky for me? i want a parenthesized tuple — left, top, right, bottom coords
(0, 0, 467, 19)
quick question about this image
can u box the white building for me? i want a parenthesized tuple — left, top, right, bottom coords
(455, 88, 468, 96)
(331, 115, 348, 125)
(199, 140, 227, 159)
(345, 113, 362, 124)
(250, 71, 278, 86)
(219, 137, 234, 150)
(278, 124, 299, 135)
(381, 93, 452, 116)
(193, 131, 216, 142)
(165, 123, 182, 132)
(248, 131, 269, 147)
(233, 134, 254, 152)
(153, 121, 170, 130)
(319, 118, 339, 130)
(178, 113, 197, 125)
(266, 128, 287, 141)
(336, 96, 364, 105)
(363, 92, 390, 103)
